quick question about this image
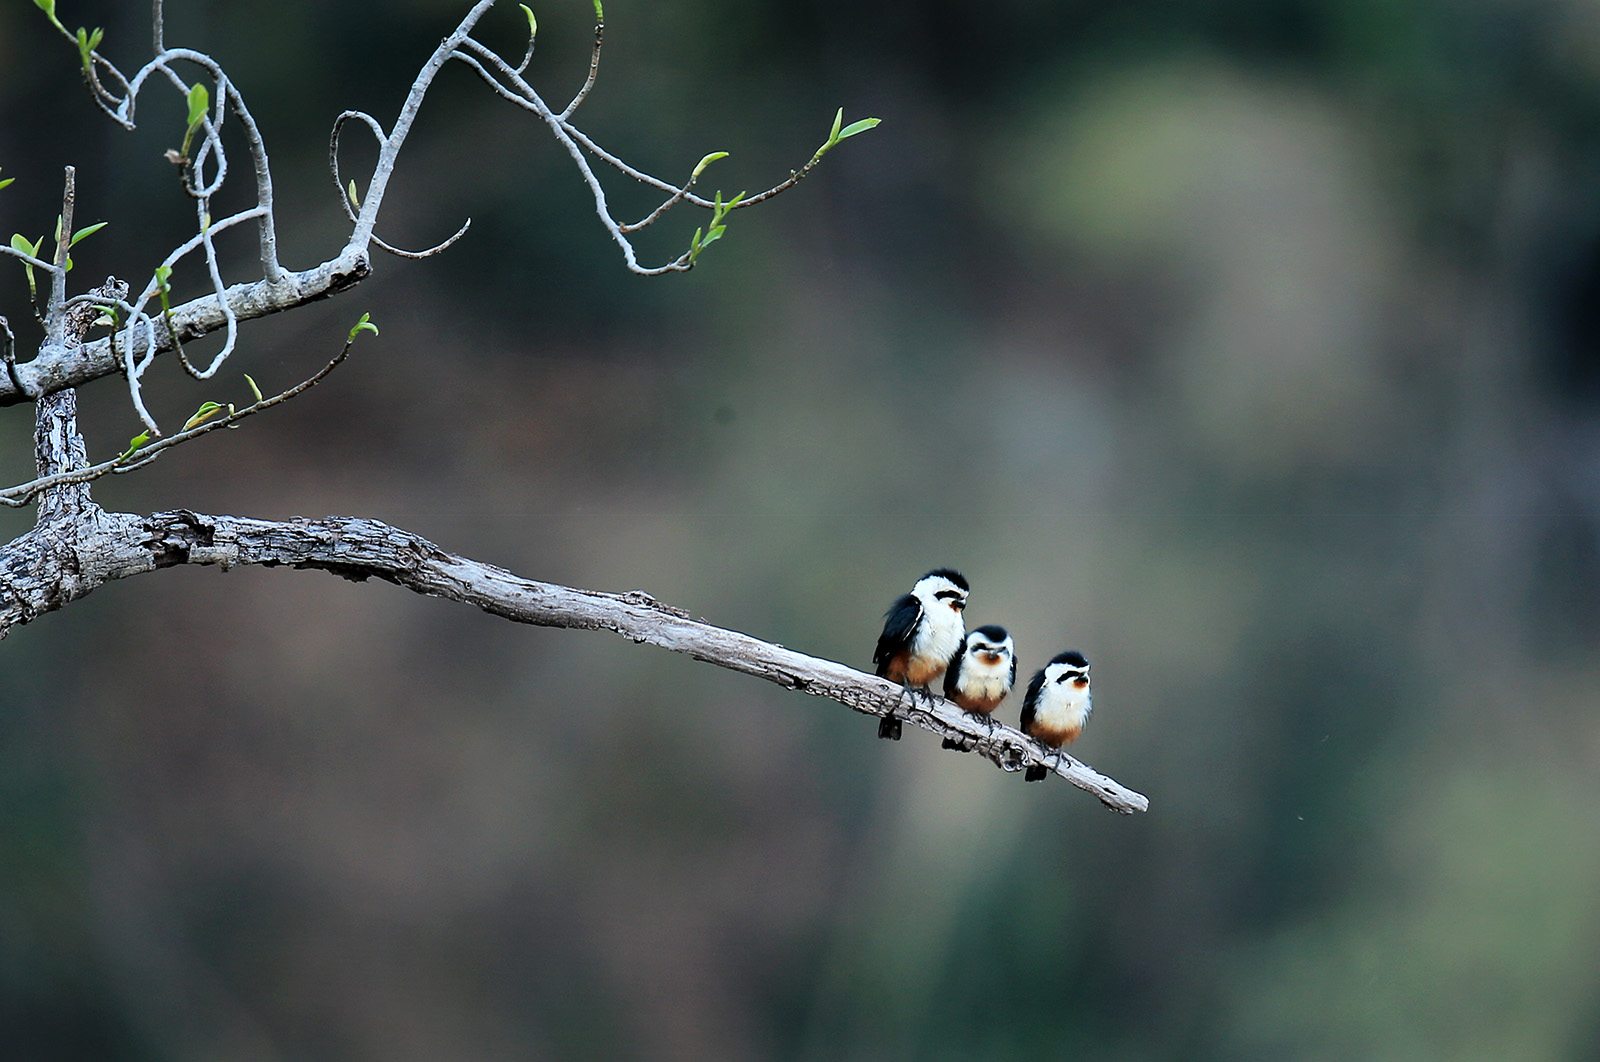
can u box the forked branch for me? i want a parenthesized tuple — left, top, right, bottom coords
(3, 0, 877, 417)
(0, 316, 372, 507)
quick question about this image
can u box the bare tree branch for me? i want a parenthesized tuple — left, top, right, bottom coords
(559, 6, 605, 120)
(0, 4, 1108, 835)
(1, 320, 362, 507)
(0, 253, 371, 407)
(3, 0, 876, 416)
(44, 167, 77, 345)
(31, 390, 91, 526)
(32, 276, 128, 525)
(0, 316, 18, 395)
(0, 508, 1149, 814)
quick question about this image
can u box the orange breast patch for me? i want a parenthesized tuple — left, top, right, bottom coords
(951, 690, 1003, 715)
(903, 655, 947, 688)
(1024, 721, 1082, 749)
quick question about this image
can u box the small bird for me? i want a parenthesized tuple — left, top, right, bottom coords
(872, 568, 969, 740)
(1019, 650, 1092, 781)
(941, 625, 1016, 749)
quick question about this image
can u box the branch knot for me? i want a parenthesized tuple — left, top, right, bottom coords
(142, 509, 215, 568)
(618, 589, 691, 617)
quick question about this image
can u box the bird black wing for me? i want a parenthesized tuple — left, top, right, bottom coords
(1007, 653, 1017, 692)
(942, 634, 970, 697)
(873, 593, 923, 676)
(1019, 667, 1047, 732)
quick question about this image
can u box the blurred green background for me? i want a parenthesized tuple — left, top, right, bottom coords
(3, 0, 1600, 1058)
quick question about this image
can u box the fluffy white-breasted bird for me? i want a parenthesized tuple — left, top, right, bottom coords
(1019, 650, 1092, 781)
(940, 624, 1016, 749)
(872, 568, 968, 740)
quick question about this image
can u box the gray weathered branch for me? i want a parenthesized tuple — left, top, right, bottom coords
(0, 5, 1131, 817)
(0, 508, 1148, 814)
(0, 253, 371, 407)
(33, 276, 128, 525)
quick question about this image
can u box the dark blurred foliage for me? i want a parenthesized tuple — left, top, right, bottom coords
(3, 0, 1600, 1059)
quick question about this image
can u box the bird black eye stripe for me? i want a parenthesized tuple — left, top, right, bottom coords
(934, 590, 962, 601)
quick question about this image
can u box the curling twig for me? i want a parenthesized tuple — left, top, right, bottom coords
(0, 317, 371, 507)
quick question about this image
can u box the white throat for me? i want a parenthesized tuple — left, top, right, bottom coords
(910, 582, 964, 665)
(958, 652, 1012, 698)
(1034, 679, 1092, 732)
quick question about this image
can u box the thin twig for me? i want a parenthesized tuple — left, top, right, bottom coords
(514, 9, 537, 74)
(450, 49, 693, 274)
(329, 110, 387, 226)
(371, 223, 473, 260)
(11, 0, 872, 403)
(44, 167, 75, 347)
(0, 328, 361, 506)
(620, 170, 701, 233)
(558, 12, 605, 120)
(328, 110, 472, 259)
(0, 317, 20, 397)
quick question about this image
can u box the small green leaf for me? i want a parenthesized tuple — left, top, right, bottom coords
(520, 3, 537, 37)
(70, 221, 107, 246)
(182, 401, 224, 432)
(712, 190, 745, 225)
(154, 265, 172, 288)
(119, 431, 151, 461)
(14, 233, 43, 298)
(692, 151, 728, 180)
(592, 0, 603, 21)
(244, 373, 263, 404)
(179, 83, 210, 157)
(75, 26, 104, 71)
(186, 83, 209, 130)
(33, 0, 64, 32)
(829, 107, 843, 143)
(347, 179, 360, 207)
(838, 117, 880, 140)
(347, 312, 378, 343)
(0, 178, 13, 192)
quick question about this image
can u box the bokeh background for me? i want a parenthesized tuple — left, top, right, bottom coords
(3, 0, 1600, 1058)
